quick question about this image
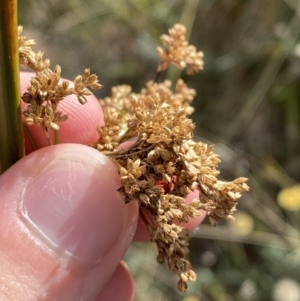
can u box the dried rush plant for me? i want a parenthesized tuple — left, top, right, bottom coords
(19, 24, 249, 291)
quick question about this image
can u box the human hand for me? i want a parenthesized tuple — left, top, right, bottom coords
(0, 72, 205, 301)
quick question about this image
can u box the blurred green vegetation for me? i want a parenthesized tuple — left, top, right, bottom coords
(19, 0, 300, 300)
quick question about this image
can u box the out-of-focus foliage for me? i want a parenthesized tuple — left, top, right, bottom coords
(19, 0, 300, 300)
(278, 185, 300, 211)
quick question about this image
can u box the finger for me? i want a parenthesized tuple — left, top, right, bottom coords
(0, 144, 138, 301)
(20, 72, 104, 154)
(95, 262, 134, 301)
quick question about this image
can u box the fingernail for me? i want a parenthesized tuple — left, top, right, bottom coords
(21, 150, 126, 264)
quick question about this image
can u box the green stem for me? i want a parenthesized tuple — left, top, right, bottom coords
(0, 0, 24, 173)
(23, 124, 37, 151)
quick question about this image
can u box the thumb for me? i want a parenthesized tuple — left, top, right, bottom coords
(0, 144, 138, 300)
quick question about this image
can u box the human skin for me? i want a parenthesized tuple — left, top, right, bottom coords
(0, 72, 205, 301)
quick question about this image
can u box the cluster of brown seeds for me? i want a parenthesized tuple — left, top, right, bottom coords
(97, 89, 249, 290)
(96, 24, 249, 291)
(97, 78, 196, 150)
(157, 24, 204, 75)
(20, 23, 249, 291)
(19, 26, 102, 144)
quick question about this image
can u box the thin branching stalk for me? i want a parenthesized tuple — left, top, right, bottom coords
(0, 0, 24, 173)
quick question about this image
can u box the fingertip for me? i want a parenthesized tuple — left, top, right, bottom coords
(95, 262, 134, 301)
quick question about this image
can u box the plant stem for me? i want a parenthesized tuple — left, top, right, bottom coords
(0, 0, 24, 173)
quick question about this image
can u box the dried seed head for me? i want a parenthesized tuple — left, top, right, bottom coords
(99, 85, 249, 291)
(98, 23, 248, 292)
(19, 28, 102, 144)
(157, 24, 204, 75)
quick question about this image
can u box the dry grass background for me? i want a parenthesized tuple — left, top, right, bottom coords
(19, 0, 300, 300)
